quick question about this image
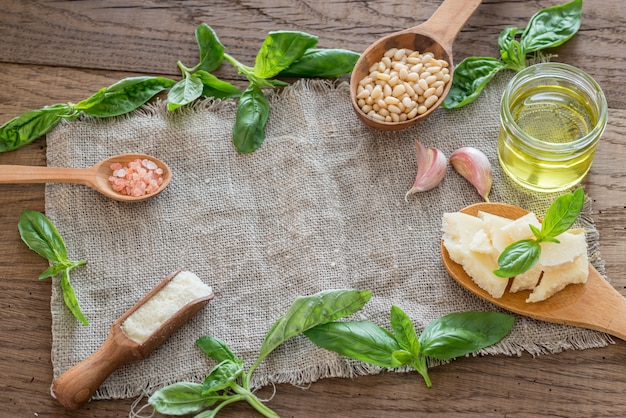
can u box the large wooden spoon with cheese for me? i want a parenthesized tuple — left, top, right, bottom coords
(441, 202, 626, 341)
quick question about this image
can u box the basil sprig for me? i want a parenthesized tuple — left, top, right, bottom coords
(305, 306, 514, 388)
(0, 25, 359, 155)
(443, 0, 582, 109)
(494, 188, 585, 278)
(148, 289, 372, 417)
(174, 26, 359, 153)
(18, 210, 88, 325)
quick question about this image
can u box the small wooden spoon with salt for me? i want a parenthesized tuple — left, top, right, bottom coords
(441, 202, 626, 341)
(51, 270, 214, 409)
(0, 153, 171, 202)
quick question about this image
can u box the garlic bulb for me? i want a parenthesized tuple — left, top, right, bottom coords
(405, 141, 447, 201)
(449, 147, 493, 202)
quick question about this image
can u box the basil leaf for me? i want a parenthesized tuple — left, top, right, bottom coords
(498, 26, 525, 70)
(77, 76, 176, 117)
(494, 239, 541, 277)
(195, 71, 242, 99)
(0, 104, 72, 152)
(389, 305, 420, 354)
(257, 289, 371, 362)
(202, 360, 243, 394)
(253, 31, 318, 79)
(149, 382, 219, 415)
(419, 311, 514, 361)
(167, 74, 205, 111)
(196, 335, 241, 363)
(60, 269, 89, 326)
(277, 48, 360, 78)
(305, 321, 403, 368)
(442, 57, 506, 109)
(195, 23, 225, 73)
(520, 0, 583, 53)
(18, 210, 67, 262)
(232, 84, 270, 154)
(541, 187, 585, 239)
(391, 349, 414, 365)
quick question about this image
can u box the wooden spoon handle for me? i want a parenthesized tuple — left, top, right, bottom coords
(52, 329, 141, 409)
(418, 0, 482, 51)
(0, 165, 96, 187)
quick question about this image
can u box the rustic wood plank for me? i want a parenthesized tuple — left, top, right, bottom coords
(0, 0, 625, 416)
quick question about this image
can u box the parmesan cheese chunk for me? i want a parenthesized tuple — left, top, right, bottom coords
(121, 271, 213, 343)
(527, 253, 589, 303)
(442, 210, 589, 303)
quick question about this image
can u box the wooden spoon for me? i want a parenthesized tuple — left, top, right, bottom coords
(441, 202, 626, 341)
(350, 0, 482, 131)
(51, 270, 214, 409)
(0, 153, 171, 202)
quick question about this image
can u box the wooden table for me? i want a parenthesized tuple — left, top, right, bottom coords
(1, 1, 624, 416)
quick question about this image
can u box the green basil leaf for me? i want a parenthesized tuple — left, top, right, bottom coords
(77, 76, 176, 117)
(0, 104, 72, 152)
(148, 382, 219, 415)
(541, 187, 584, 239)
(60, 269, 88, 326)
(18, 210, 68, 262)
(194, 71, 241, 99)
(442, 57, 506, 109)
(497, 26, 526, 70)
(520, 0, 582, 53)
(167, 75, 205, 111)
(391, 349, 414, 365)
(277, 48, 360, 78)
(419, 311, 515, 361)
(389, 305, 420, 354)
(202, 359, 243, 394)
(195, 23, 225, 72)
(258, 289, 371, 362)
(196, 335, 240, 363)
(232, 84, 270, 154)
(305, 321, 403, 368)
(494, 239, 541, 277)
(253, 31, 318, 79)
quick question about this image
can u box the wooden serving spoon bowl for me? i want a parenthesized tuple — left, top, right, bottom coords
(349, 0, 482, 131)
(441, 202, 626, 341)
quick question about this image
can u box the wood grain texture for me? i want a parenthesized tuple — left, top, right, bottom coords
(0, 0, 625, 417)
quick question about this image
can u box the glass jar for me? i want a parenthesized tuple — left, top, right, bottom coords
(497, 63, 608, 193)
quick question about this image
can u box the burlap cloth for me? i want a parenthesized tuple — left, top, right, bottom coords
(45, 72, 612, 401)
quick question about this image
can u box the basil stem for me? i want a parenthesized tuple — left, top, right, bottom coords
(0, 104, 75, 152)
(18, 210, 89, 325)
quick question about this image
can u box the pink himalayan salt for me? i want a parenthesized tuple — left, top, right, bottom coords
(108, 158, 164, 197)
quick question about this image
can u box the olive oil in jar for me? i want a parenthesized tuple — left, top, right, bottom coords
(498, 63, 607, 193)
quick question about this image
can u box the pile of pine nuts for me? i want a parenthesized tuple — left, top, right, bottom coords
(356, 48, 451, 123)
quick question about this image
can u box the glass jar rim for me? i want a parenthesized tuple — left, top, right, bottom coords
(500, 62, 608, 152)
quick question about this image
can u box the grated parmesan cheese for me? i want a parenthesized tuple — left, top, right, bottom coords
(121, 271, 213, 343)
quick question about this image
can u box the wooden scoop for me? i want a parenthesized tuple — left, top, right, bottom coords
(51, 270, 214, 409)
(0, 153, 171, 202)
(441, 202, 626, 341)
(349, 0, 483, 131)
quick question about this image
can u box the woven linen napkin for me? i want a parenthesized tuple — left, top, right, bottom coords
(45, 72, 611, 400)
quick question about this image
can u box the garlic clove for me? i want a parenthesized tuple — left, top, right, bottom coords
(449, 147, 493, 202)
(405, 141, 447, 201)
